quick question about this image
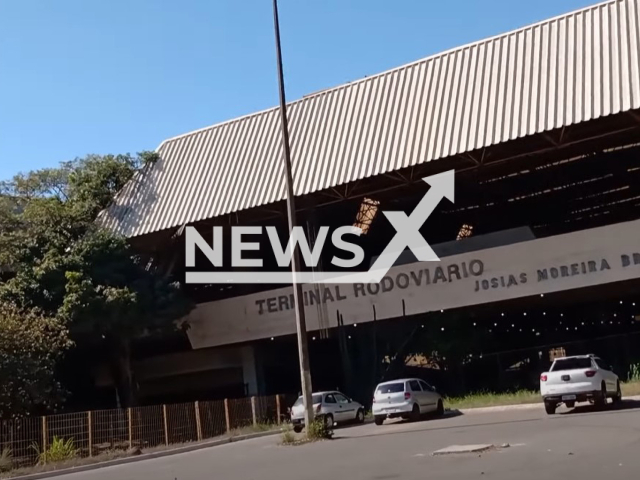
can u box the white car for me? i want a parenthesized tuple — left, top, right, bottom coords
(540, 354, 621, 414)
(372, 378, 444, 425)
(290, 391, 365, 432)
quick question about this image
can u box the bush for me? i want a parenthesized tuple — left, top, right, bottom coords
(307, 416, 333, 440)
(281, 424, 296, 445)
(33, 436, 78, 464)
(0, 448, 13, 472)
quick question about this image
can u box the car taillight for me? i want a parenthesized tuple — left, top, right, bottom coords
(585, 370, 597, 377)
(404, 392, 411, 400)
(540, 374, 548, 382)
(316, 403, 322, 413)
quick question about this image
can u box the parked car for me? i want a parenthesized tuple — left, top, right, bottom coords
(372, 378, 444, 425)
(290, 391, 365, 432)
(540, 354, 621, 414)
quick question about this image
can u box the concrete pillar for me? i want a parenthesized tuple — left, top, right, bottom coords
(241, 346, 258, 395)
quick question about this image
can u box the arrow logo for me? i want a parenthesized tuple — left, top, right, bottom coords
(365, 169, 455, 282)
(185, 169, 455, 284)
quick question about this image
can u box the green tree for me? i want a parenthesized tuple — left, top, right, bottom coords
(0, 305, 71, 418)
(58, 229, 190, 407)
(0, 152, 190, 410)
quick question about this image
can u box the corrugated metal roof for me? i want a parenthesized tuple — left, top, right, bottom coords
(101, 0, 640, 238)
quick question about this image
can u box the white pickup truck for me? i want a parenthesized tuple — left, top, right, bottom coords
(540, 354, 621, 414)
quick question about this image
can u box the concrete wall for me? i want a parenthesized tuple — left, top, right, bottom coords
(94, 345, 260, 396)
(186, 219, 640, 348)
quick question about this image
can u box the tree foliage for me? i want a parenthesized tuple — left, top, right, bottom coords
(0, 305, 71, 418)
(0, 151, 189, 413)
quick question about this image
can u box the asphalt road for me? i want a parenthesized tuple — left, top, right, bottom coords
(56, 400, 640, 480)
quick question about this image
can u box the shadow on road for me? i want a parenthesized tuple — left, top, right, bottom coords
(333, 417, 542, 441)
(333, 400, 640, 441)
(561, 399, 640, 415)
(333, 419, 374, 430)
(333, 410, 463, 432)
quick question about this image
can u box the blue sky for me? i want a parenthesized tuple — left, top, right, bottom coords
(0, 0, 594, 179)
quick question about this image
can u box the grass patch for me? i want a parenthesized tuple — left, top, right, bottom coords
(1, 423, 284, 478)
(279, 423, 311, 447)
(621, 380, 640, 396)
(0, 449, 129, 479)
(228, 422, 280, 437)
(0, 449, 12, 474)
(280, 424, 296, 445)
(31, 436, 78, 465)
(306, 418, 333, 440)
(445, 380, 640, 410)
(143, 423, 282, 454)
(445, 390, 540, 410)
(279, 418, 333, 447)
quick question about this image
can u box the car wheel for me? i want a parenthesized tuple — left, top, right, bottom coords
(613, 381, 622, 404)
(355, 409, 365, 423)
(324, 414, 334, 429)
(374, 415, 385, 426)
(410, 404, 421, 422)
(293, 425, 303, 433)
(436, 399, 445, 417)
(595, 383, 607, 408)
(544, 401, 556, 415)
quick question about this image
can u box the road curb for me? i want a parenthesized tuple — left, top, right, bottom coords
(10, 429, 282, 480)
(456, 403, 543, 414)
(453, 394, 640, 415)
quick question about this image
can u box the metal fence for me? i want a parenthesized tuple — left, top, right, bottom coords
(0, 394, 284, 469)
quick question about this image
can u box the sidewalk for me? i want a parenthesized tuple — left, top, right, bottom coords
(8, 430, 282, 480)
(456, 394, 640, 414)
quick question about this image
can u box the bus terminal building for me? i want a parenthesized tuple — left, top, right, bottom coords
(97, 0, 640, 406)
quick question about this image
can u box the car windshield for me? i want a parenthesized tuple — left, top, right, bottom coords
(551, 358, 592, 371)
(376, 383, 404, 394)
(293, 394, 323, 406)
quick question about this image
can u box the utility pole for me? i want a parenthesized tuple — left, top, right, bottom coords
(271, 0, 314, 434)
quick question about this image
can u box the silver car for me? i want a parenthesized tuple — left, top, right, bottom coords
(372, 378, 444, 425)
(290, 391, 365, 432)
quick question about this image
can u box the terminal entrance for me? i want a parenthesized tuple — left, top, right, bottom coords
(253, 279, 640, 407)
